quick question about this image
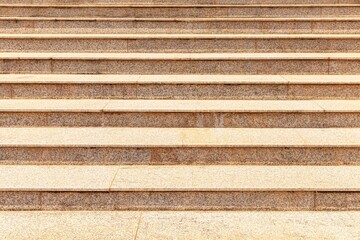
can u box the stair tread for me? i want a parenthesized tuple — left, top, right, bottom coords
(1, 165, 360, 191)
(1, 127, 360, 147)
(1, 74, 358, 84)
(1, 52, 359, 59)
(1, 99, 360, 112)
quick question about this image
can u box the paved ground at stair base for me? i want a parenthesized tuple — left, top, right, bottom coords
(1, 211, 360, 239)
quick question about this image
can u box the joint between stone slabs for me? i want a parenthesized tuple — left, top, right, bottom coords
(109, 166, 121, 192)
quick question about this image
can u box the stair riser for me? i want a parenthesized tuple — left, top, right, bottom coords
(2, 83, 360, 99)
(1, 59, 359, 74)
(1, 112, 360, 128)
(3, 6, 360, 18)
(0, 191, 358, 211)
(1, 20, 360, 34)
(1, 0, 358, 4)
(1, 147, 359, 165)
(2, 38, 360, 53)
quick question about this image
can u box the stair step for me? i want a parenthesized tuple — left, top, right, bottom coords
(2, 165, 360, 210)
(1, 99, 360, 127)
(1, 52, 360, 74)
(1, 0, 360, 232)
(2, 4, 360, 18)
(2, 165, 360, 191)
(1, 128, 360, 165)
(2, 34, 360, 53)
(2, 75, 360, 100)
(1, 17, 360, 34)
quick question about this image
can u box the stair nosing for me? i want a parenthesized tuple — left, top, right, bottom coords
(1, 52, 359, 60)
(1, 33, 360, 39)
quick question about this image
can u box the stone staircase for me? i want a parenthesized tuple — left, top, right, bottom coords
(1, 0, 360, 239)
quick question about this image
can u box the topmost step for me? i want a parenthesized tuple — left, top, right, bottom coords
(1, 0, 359, 5)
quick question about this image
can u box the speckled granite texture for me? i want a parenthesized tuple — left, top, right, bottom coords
(1, 0, 360, 237)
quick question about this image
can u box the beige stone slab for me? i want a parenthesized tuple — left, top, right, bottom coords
(314, 100, 360, 112)
(2, 165, 360, 192)
(0, 166, 118, 191)
(0, 74, 142, 84)
(1, 128, 360, 147)
(0, 99, 109, 112)
(283, 75, 360, 84)
(0, 211, 140, 240)
(2, 74, 360, 85)
(137, 211, 360, 240)
(104, 100, 323, 112)
(0, 0, 358, 4)
(3, 211, 360, 240)
(0, 99, 326, 112)
(2, 16, 360, 21)
(0, 52, 360, 60)
(136, 75, 288, 84)
(0, 74, 287, 84)
(1, 33, 360, 39)
(111, 165, 360, 191)
(296, 128, 360, 146)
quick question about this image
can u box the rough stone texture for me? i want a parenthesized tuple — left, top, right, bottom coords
(2, 36, 360, 53)
(0, 147, 153, 165)
(316, 192, 360, 210)
(0, 192, 41, 210)
(1, 0, 360, 226)
(288, 84, 360, 99)
(2, 6, 360, 18)
(1, 112, 360, 127)
(2, 82, 360, 99)
(0, 191, 313, 210)
(0, 58, 352, 74)
(1, 19, 360, 34)
(1, 147, 360, 165)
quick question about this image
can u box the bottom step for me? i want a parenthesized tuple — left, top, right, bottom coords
(2, 166, 360, 210)
(1, 211, 360, 240)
